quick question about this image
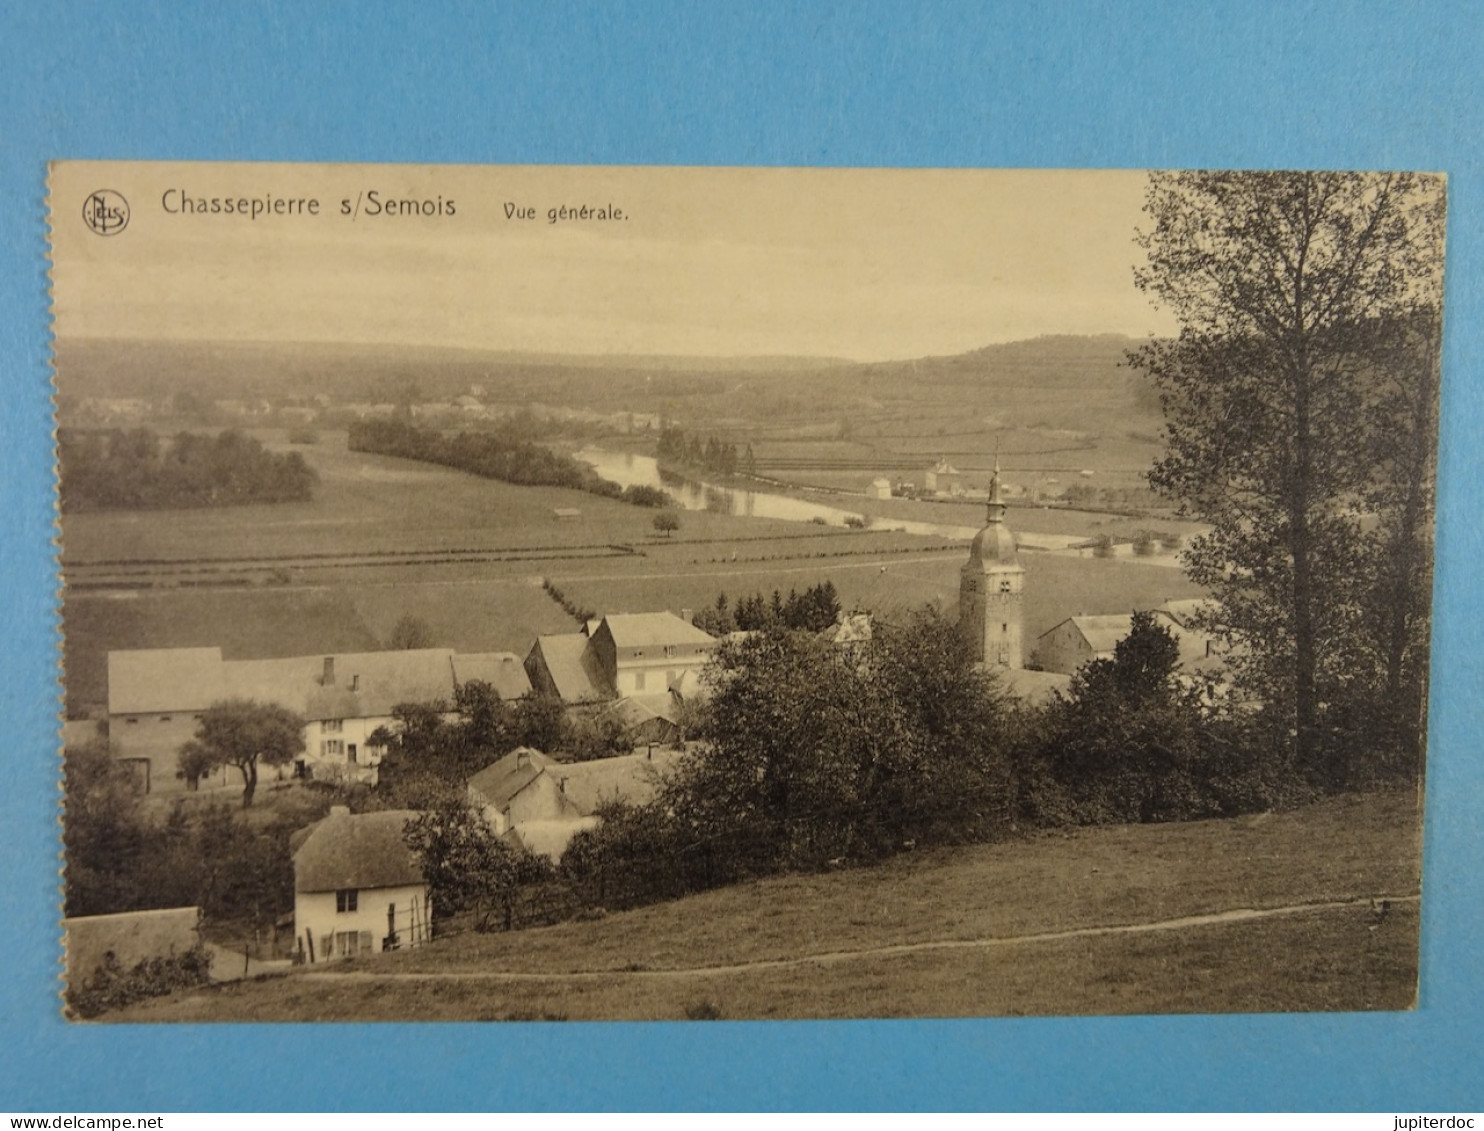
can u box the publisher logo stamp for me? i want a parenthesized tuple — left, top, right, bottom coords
(82, 189, 129, 236)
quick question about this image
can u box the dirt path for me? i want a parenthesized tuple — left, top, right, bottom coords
(299, 893, 1418, 985)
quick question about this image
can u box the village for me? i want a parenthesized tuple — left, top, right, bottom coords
(65, 455, 1228, 987)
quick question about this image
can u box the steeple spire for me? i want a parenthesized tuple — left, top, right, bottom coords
(986, 445, 1006, 524)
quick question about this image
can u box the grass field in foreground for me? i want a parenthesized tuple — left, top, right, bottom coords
(109, 787, 1421, 1021)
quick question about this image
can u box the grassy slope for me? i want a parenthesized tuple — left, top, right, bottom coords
(109, 788, 1421, 1022)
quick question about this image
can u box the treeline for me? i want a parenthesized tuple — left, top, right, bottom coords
(63, 739, 297, 922)
(541, 610, 1299, 919)
(691, 580, 842, 635)
(656, 426, 756, 478)
(58, 427, 318, 512)
(349, 418, 656, 504)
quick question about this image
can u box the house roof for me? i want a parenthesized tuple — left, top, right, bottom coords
(226, 649, 457, 721)
(108, 645, 460, 721)
(820, 612, 873, 646)
(527, 634, 612, 702)
(546, 747, 684, 814)
(597, 612, 716, 650)
(292, 809, 424, 893)
(451, 652, 533, 700)
(1064, 614, 1136, 655)
(997, 667, 1073, 705)
(670, 668, 710, 703)
(467, 747, 556, 810)
(1156, 598, 1219, 629)
(601, 693, 679, 731)
(107, 647, 225, 715)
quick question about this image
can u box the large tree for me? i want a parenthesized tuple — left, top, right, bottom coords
(183, 699, 306, 807)
(1131, 171, 1445, 783)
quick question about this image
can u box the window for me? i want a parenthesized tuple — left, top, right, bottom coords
(336, 889, 358, 913)
(321, 739, 344, 757)
(1001, 623, 1008, 633)
(159, 715, 172, 723)
(322, 719, 343, 733)
(124, 717, 139, 725)
(634, 670, 647, 691)
(664, 645, 678, 658)
(999, 580, 1013, 594)
(964, 578, 977, 592)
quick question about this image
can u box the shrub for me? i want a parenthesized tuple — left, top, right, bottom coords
(66, 943, 215, 1019)
(286, 426, 320, 445)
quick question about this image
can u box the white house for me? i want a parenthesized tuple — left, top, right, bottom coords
(291, 807, 431, 963)
(524, 611, 716, 704)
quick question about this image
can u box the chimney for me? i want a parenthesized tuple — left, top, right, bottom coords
(330, 805, 349, 818)
(516, 749, 530, 768)
(322, 656, 335, 686)
(680, 608, 693, 624)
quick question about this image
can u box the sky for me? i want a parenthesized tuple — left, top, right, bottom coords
(49, 163, 1179, 362)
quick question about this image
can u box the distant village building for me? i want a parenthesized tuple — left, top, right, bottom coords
(959, 460, 1025, 669)
(868, 477, 893, 500)
(524, 611, 717, 704)
(291, 807, 431, 963)
(105, 646, 532, 793)
(924, 458, 963, 496)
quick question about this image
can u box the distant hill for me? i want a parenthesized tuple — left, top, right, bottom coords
(51, 333, 1159, 436)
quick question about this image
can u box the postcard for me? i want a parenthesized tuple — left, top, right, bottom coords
(48, 162, 1443, 1021)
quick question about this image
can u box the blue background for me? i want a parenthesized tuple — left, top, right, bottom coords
(2, 0, 1480, 1112)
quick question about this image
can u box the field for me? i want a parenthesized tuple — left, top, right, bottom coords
(545, 549, 1206, 645)
(107, 787, 1421, 1021)
(60, 423, 1208, 715)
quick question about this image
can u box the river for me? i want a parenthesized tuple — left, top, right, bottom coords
(576, 448, 982, 540)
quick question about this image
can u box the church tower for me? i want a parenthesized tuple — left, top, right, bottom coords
(959, 458, 1025, 668)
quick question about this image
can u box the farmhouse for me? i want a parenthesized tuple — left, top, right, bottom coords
(107, 645, 530, 793)
(524, 611, 717, 704)
(291, 807, 431, 963)
(467, 745, 683, 861)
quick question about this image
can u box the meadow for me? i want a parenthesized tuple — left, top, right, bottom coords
(108, 787, 1420, 1021)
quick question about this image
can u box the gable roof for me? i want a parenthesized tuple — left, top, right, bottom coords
(467, 747, 557, 810)
(546, 748, 684, 814)
(107, 646, 461, 721)
(451, 652, 533, 700)
(292, 809, 424, 893)
(108, 648, 225, 715)
(527, 634, 612, 702)
(227, 649, 457, 721)
(1064, 614, 1135, 655)
(597, 612, 716, 650)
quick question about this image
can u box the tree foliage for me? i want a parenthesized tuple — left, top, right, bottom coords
(1131, 171, 1445, 785)
(183, 699, 306, 807)
(58, 427, 317, 511)
(402, 798, 551, 931)
(1021, 612, 1265, 824)
(64, 738, 299, 924)
(563, 609, 1017, 904)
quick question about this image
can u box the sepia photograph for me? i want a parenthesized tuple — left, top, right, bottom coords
(48, 162, 1444, 1023)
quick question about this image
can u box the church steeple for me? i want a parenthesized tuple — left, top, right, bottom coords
(959, 451, 1025, 668)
